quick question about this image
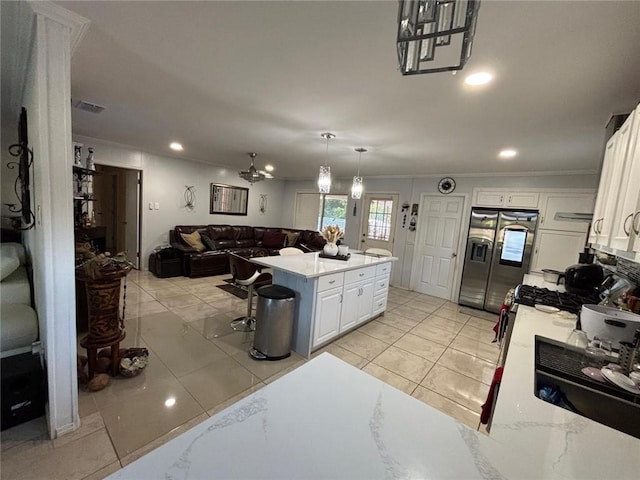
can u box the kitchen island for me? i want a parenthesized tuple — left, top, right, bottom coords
(251, 252, 397, 358)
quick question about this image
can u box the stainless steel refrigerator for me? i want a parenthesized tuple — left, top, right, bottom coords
(459, 208, 538, 313)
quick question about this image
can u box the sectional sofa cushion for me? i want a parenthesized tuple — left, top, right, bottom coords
(262, 231, 287, 249)
(0, 303, 38, 358)
(200, 234, 217, 251)
(180, 230, 206, 252)
(282, 230, 301, 247)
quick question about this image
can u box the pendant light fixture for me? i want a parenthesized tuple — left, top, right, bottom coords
(239, 152, 265, 185)
(318, 132, 335, 194)
(351, 148, 366, 199)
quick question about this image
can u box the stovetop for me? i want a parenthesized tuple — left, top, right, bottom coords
(514, 284, 600, 314)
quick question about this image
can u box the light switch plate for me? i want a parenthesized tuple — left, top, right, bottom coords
(154, 202, 160, 210)
(148, 202, 153, 210)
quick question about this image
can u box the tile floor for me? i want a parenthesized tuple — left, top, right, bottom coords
(0, 270, 500, 479)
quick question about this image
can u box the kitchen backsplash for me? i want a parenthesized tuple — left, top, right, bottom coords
(616, 257, 640, 286)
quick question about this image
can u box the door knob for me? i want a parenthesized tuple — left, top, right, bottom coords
(451, 253, 457, 258)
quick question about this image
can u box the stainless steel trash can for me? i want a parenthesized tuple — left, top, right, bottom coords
(250, 285, 296, 361)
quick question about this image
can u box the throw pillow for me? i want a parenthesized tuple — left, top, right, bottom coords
(200, 234, 216, 251)
(283, 230, 301, 247)
(262, 231, 287, 249)
(180, 230, 206, 252)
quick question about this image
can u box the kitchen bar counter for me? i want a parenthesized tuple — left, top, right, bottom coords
(251, 251, 397, 278)
(490, 273, 640, 479)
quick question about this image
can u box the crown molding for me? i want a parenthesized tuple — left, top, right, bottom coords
(28, 1, 90, 55)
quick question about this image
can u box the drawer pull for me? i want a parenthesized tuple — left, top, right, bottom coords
(329, 280, 335, 284)
(380, 283, 386, 288)
(359, 273, 365, 277)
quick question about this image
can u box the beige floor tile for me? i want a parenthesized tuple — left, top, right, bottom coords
(178, 356, 261, 411)
(437, 301, 460, 311)
(142, 321, 228, 377)
(420, 365, 489, 412)
(410, 300, 439, 314)
(437, 348, 496, 385)
(100, 377, 204, 458)
(193, 289, 233, 303)
(0, 429, 117, 480)
(211, 330, 255, 356)
(263, 360, 308, 384)
(53, 412, 105, 448)
(207, 384, 265, 417)
(385, 297, 405, 308)
(170, 302, 220, 322)
(125, 300, 169, 318)
(0, 416, 48, 453)
(431, 309, 471, 324)
(412, 386, 480, 430)
(312, 344, 368, 369)
(414, 294, 447, 306)
(376, 311, 421, 331)
(459, 307, 497, 322)
(362, 363, 417, 395)
(465, 316, 497, 331)
(81, 460, 122, 480)
(335, 330, 390, 360)
(122, 288, 155, 305)
(421, 315, 465, 334)
(230, 351, 305, 381)
(119, 413, 209, 467)
(157, 293, 203, 308)
(409, 321, 458, 346)
(207, 296, 248, 312)
(144, 285, 189, 298)
(450, 334, 500, 364)
(456, 323, 497, 343)
(357, 320, 405, 344)
(388, 304, 430, 322)
(372, 345, 434, 383)
(190, 312, 240, 340)
(393, 333, 447, 362)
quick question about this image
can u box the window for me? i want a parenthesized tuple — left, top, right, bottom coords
(367, 198, 393, 241)
(319, 195, 347, 232)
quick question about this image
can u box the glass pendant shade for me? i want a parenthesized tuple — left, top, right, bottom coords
(318, 165, 331, 194)
(351, 175, 363, 199)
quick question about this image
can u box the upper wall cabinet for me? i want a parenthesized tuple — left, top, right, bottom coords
(589, 103, 640, 254)
(539, 192, 596, 233)
(474, 190, 539, 209)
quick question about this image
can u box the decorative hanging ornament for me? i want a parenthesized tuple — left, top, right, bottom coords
(351, 148, 366, 199)
(318, 133, 335, 193)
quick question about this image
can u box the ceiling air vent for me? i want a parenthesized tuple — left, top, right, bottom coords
(72, 99, 105, 114)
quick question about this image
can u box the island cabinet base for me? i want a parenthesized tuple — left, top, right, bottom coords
(272, 261, 392, 358)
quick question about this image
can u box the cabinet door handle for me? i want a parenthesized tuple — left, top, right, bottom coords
(380, 283, 385, 288)
(508, 195, 512, 203)
(500, 195, 504, 203)
(623, 213, 634, 236)
(340, 294, 343, 303)
(329, 280, 335, 284)
(359, 273, 365, 277)
(540, 215, 544, 225)
(633, 211, 640, 235)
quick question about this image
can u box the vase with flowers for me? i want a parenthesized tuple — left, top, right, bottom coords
(320, 224, 344, 256)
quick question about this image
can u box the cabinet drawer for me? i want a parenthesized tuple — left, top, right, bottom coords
(345, 266, 376, 284)
(375, 262, 392, 277)
(317, 272, 344, 292)
(374, 274, 390, 295)
(372, 293, 388, 315)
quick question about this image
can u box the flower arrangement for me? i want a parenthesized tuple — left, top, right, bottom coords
(76, 242, 133, 280)
(320, 224, 344, 244)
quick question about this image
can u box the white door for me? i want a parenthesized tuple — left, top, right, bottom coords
(313, 287, 342, 346)
(124, 169, 141, 268)
(411, 195, 464, 299)
(340, 284, 360, 332)
(360, 193, 398, 253)
(356, 280, 375, 324)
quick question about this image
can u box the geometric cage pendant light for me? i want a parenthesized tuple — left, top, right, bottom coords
(318, 132, 335, 194)
(351, 148, 366, 199)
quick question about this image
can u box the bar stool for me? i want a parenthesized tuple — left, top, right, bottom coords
(228, 252, 272, 332)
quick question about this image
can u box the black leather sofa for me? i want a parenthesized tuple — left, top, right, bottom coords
(168, 225, 326, 277)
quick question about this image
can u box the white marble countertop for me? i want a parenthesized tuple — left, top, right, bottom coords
(251, 251, 397, 278)
(489, 274, 640, 479)
(109, 353, 545, 480)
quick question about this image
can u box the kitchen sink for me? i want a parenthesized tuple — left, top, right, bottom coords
(534, 335, 640, 439)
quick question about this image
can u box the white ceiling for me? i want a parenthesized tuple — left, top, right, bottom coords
(52, 1, 640, 180)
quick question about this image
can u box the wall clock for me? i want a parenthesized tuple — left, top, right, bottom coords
(438, 177, 456, 194)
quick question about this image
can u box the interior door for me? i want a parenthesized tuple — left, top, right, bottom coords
(124, 169, 141, 269)
(411, 195, 464, 299)
(360, 194, 398, 252)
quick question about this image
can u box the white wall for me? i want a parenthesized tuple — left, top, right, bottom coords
(73, 135, 288, 268)
(283, 173, 599, 290)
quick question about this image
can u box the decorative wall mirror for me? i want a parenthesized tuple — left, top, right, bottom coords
(210, 183, 249, 215)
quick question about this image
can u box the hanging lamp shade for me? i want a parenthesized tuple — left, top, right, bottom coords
(351, 148, 366, 199)
(239, 153, 265, 185)
(318, 133, 335, 194)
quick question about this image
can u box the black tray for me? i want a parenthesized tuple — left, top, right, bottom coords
(318, 252, 351, 261)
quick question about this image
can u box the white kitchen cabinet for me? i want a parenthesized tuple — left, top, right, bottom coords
(530, 230, 587, 272)
(609, 108, 640, 251)
(313, 286, 343, 347)
(538, 192, 596, 233)
(589, 120, 633, 247)
(474, 189, 539, 209)
(341, 279, 374, 330)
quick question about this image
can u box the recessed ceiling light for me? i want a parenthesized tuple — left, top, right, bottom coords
(498, 149, 518, 159)
(264, 164, 274, 172)
(464, 72, 493, 86)
(169, 142, 183, 151)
